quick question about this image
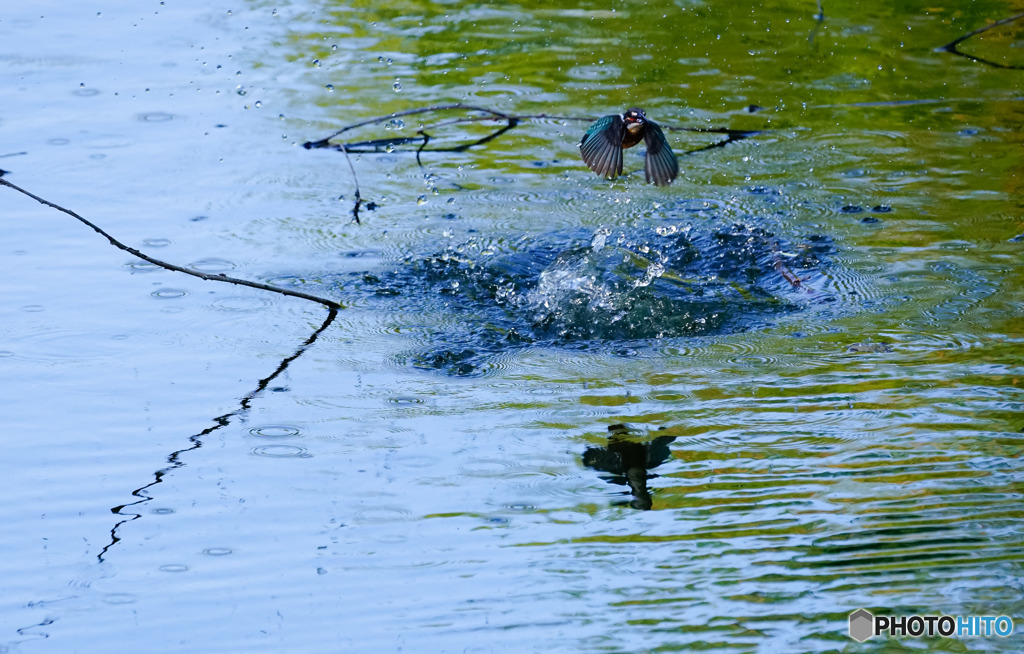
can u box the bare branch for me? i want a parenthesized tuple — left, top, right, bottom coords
(938, 11, 1024, 70)
(0, 178, 343, 310)
(303, 104, 760, 218)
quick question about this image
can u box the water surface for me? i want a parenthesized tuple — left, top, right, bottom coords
(1, 1, 1022, 652)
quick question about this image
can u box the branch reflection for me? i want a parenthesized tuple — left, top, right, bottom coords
(98, 307, 338, 561)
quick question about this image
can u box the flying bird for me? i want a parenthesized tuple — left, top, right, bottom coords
(579, 107, 679, 186)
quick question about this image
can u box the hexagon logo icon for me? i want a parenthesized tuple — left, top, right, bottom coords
(849, 608, 874, 642)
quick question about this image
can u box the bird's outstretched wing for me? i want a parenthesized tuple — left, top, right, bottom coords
(642, 121, 678, 186)
(580, 114, 624, 180)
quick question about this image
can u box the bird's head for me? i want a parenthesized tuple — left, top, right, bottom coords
(623, 107, 646, 134)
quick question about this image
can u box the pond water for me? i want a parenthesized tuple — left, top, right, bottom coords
(1, 1, 1022, 652)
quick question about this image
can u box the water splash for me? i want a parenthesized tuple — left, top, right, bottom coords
(338, 221, 835, 375)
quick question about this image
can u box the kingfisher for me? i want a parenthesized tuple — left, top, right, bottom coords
(579, 107, 679, 186)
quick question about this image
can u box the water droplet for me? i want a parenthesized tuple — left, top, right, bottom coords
(151, 288, 188, 299)
(235, 85, 246, 96)
(189, 257, 236, 272)
(416, 195, 427, 205)
(388, 395, 424, 405)
(251, 444, 310, 458)
(325, 84, 334, 92)
(254, 100, 262, 108)
(249, 425, 302, 438)
(312, 58, 321, 67)
(393, 80, 402, 92)
(139, 112, 174, 122)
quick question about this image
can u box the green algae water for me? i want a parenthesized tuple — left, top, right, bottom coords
(1, 1, 1021, 652)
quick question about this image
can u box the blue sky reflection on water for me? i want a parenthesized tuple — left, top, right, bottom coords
(1, 1, 1022, 652)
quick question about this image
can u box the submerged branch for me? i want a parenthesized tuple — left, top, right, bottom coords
(0, 178, 345, 561)
(302, 103, 516, 148)
(0, 178, 346, 560)
(304, 104, 760, 218)
(0, 151, 26, 177)
(937, 11, 1024, 70)
(304, 105, 755, 153)
(808, 0, 825, 43)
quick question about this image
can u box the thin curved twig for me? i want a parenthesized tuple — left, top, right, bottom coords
(302, 103, 515, 148)
(336, 143, 365, 223)
(0, 178, 343, 561)
(938, 11, 1024, 70)
(304, 104, 761, 217)
(0, 178, 344, 310)
(303, 106, 755, 150)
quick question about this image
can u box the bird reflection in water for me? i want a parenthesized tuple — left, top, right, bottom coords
(583, 424, 676, 510)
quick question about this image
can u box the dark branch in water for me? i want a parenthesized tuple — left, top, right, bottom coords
(335, 142, 365, 224)
(321, 117, 522, 157)
(302, 103, 515, 148)
(808, 0, 825, 43)
(0, 178, 343, 310)
(304, 103, 759, 219)
(0, 151, 27, 177)
(0, 178, 343, 561)
(678, 129, 761, 155)
(0, 178, 346, 560)
(303, 104, 753, 152)
(937, 11, 1024, 70)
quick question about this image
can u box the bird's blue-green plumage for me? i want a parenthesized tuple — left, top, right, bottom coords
(579, 115, 624, 180)
(579, 109, 678, 186)
(641, 122, 678, 186)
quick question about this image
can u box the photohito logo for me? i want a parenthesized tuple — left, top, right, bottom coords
(848, 609, 1014, 642)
